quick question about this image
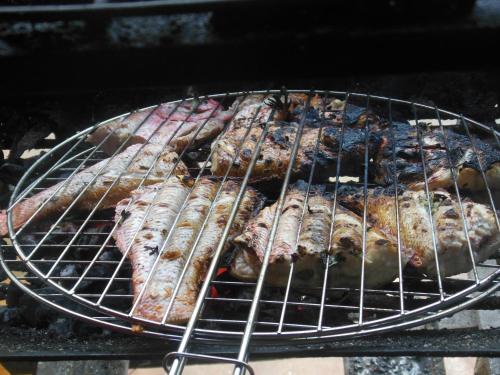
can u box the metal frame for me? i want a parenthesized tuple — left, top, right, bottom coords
(1, 90, 499, 374)
(0, 0, 330, 18)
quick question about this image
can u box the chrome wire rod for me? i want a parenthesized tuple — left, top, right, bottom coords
(434, 107, 479, 282)
(276, 91, 328, 334)
(318, 91, 351, 330)
(232, 91, 313, 375)
(387, 99, 405, 313)
(413, 104, 445, 301)
(168, 104, 278, 375)
(358, 94, 371, 325)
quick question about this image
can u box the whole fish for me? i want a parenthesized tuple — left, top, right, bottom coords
(231, 181, 400, 288)
(87, 99, 234, 155)
(0, 144, 188, 236)
(337, 185, 500, 277)
(114, 177, 263, 324)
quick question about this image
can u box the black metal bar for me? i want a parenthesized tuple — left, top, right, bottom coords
(1, 327, 499, 361)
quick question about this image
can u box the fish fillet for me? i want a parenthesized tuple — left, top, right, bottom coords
(0, 144, 188, 236)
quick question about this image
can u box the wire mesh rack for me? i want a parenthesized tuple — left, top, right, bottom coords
(1, 90, 499, 374)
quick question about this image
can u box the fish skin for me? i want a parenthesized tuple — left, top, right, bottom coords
(218, 96, 500, 190)
(337, 185, 500, 277)
(115, 177, 264, 324)
(212, 99, 385, 183)
(0, 144, 188, 236)
(162, 180, 263, 323)
(86, 99, 233, 155)
(134, 177, 219, 323)
(231, 181, 400, 288)
(211, 122, 338, 182)
(113, 177, 191, 305)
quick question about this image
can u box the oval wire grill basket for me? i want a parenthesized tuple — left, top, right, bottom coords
(1, 90, 499, 355)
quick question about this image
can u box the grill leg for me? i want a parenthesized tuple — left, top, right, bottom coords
(36, 360, 129, 375)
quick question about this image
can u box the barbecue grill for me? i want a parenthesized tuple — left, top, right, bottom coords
(1, 89, 499, 375)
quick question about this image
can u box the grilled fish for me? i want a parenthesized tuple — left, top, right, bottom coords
(338, 185, 500, 277)
(87, 99, 233, 155)
(0, 144, 188, 236)
(325, 101, 500, 191)
(373, 121, 500, 191)
(115, 177, 263, 324)
(113, 176, 191, 312)
(231, 181, 401, 288)
(212, 119, 384, 182)
(212, 95, 393, 183)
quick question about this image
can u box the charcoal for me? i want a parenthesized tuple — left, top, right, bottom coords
(0, 242, 16, 260)
(6, 283, 23, 307)
(59, 264, 78, 278)
(0, 307, 23, 325)
(98, 249, 120, 262)
(72, 320, 104, 337)
(18, 287, 61, 327)
(0, 284, 8, 299)
(47, 317, 75, 339)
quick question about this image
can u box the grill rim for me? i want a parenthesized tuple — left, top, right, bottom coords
(2, 89, 500, 343)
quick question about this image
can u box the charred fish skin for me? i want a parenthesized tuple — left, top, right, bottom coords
(211, 122, 337, 182)
(113, 177, 191, 303)
(373, 121, 500, 191)
(0, 144, 188, 236)
(337, 185, 500, 278)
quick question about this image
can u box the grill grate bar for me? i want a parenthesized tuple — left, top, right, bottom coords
(204, 297, 401, 313)
(434, 107, 480, 282)
(358, 95, 372, 325)
(317, 92, 351, 331)
(277, 91, 330, 333)
(320, 94, 354, 328)
(413, 104, 445, 300)
(168, 97, 278, 375)
(387, 98, 406, 314)
(232, 91, 314, 375)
